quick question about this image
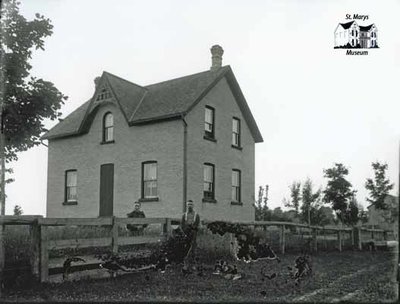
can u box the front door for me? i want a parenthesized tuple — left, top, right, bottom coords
(99, 163, 114, 217)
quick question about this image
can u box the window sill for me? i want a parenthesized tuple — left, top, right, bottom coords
(203, 135, 217, 143)
(231, 201, 243, 206)
(100, 140, 115, 145)
(202, 198, 217, 204)
(63, 201, 78, 206)
(139, 197, 159, 202)
(231, 145, 242, 151)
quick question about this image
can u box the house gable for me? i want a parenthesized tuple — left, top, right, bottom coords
(42, 67, 263, 143)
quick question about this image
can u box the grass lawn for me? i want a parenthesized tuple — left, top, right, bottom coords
(2, 251, 398, 303)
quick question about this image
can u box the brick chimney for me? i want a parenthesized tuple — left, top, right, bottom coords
(94, 76, 101, 88)
(210, 45, 224, 71)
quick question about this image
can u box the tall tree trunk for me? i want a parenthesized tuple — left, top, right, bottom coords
(0, 108, 5, 215)
(0, 109, 4, 296)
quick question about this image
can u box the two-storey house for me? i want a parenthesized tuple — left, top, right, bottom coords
(42, 45, 263, 222)
(334, 21, 378, 48)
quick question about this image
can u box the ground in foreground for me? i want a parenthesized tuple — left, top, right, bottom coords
(3, 251, 398, 302)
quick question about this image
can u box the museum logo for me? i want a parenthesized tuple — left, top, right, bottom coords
(334, 14, 379, 55)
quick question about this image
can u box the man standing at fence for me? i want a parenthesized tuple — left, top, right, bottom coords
(181, 200, 200, 271)
(126, 201, 148, 236)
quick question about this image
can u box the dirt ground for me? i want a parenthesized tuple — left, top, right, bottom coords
(2, 251, 398, 303)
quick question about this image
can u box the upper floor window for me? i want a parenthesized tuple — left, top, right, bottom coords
(96, 87, 111, 101)
(232, 169, 241, 203)
(232, 117, 241, 147)
(103, 112, 114, 143)
(142, 161, 157, 199)
(65, 170, 77, 203)
(204, 106, 215, 139)
(203, 163, 215, 200)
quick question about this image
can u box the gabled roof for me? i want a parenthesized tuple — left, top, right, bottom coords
(42, 66, 263, 143)
(359, 24, 374, 31)
(339, 21, 356, 30)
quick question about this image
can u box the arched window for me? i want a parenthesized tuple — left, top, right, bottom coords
(103, 112, 114, 143)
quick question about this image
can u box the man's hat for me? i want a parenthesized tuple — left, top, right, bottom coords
(186, 200, 194, 206)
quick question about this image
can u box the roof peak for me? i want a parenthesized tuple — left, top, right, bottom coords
(103, 71, 146, 90)
(144, 65, 230, 88)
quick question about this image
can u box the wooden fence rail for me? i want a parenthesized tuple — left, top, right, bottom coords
(36, 216, 171, 282)
(0, 216, 395, 285)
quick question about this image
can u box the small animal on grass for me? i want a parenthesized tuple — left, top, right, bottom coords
(287, 254, 312, 284)
(63, 256, 86, 280)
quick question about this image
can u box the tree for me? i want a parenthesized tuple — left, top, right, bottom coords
(284, 181, 301, 215)
(13, 204, 22, 215)
(323, 163, 356, 224)
(365, 162, 394, 210)
(300, 178, 321, 225)
(357, 204, 369, 224)
(317, 206, 335, 226)
(255, 185, 271, 221)
(0, 0, 67, 214)
(343, 196, 360, 226)
(0, 166, 14, 196)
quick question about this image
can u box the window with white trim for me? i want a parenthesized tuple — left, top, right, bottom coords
(65, 170, 77, 202)
(203, 163, 215, 199)
(232, 169, 241, 202)
(103, 112, 114, 142)
(204, 106, 215, 139)
(142, 161, 157, 198)
(232, 117, 241, 147)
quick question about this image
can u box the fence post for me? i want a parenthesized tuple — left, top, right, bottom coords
(112, 216, 119, 254)
(383, 230, 387, 241)
(0, 224, 4, 296)
(350, 228, 354, 247)
(353, 227, 362, 250)
(30, 219, 40, 280)
(40, 225, 48, 283)
(280, 225, 285, 254)
(312, 228, 318, 253)
(337, 230, 342, 252)
(163, 218, 171, 238)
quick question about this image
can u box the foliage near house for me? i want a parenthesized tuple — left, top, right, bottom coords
(0, 0, 67, 160)
(0, 0, 67, 214)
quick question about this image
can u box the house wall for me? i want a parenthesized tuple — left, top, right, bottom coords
(334, 23, 360, 47)
(185, 77, 256, 222)
(335, 28, 350, 47)
(47, 101, 184, 218)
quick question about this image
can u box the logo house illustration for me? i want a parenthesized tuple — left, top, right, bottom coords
(334, 21, 378, 50)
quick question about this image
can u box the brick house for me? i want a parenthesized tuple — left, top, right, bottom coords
(42, 45, 263, 221)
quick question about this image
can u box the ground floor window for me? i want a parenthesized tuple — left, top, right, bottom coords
(232, 169, 241, 202)
(142, 161, 157, 198)
(203, 163, 215, 199)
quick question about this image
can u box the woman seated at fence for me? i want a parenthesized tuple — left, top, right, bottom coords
(126, 201, 148, 236)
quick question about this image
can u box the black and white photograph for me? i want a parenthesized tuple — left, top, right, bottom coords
(0, 0, 399, 302)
